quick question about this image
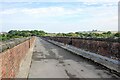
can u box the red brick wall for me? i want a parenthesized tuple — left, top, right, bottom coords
(0, 37, 35, 78)
(0, 54, 2, 79)
(71, 39, 120, 60)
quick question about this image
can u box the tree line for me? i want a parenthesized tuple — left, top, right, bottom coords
(55, 31, 120, 38)
(0, 30, 46, 41)
(0, 30, 120, 41)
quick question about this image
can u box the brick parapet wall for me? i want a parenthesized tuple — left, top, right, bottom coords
(43, 37, 120, 60)
(0, 54, 2, 79)
(71, 39, 119, 60)
(0, 37, 35, 78)
(0, 37, 30, 53)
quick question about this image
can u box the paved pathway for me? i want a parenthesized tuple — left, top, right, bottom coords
(28, 37, 118, 78)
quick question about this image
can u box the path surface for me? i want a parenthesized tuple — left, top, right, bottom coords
(28, 37, 118, 78)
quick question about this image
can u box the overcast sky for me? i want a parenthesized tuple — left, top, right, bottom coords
(0, 0, 119, 33)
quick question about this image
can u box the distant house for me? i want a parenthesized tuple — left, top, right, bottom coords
(0, 32, 7, 35)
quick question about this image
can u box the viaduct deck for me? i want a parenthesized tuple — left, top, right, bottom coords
(28, 37, 119, 78)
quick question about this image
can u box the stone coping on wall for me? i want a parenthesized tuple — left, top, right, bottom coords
(43, 36, 119, 42)
(0, 37, 31, 53)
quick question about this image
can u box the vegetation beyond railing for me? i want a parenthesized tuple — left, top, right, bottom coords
(54, 31, 120, 38)
(0, 30, 46, 41)
(0, 30, 119, 41)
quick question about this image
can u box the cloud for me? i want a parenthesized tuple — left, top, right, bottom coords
(0, 1, 118, 32)
(0, 0, 119, 3)
(0, 7, 83, 17)
(76, 0, 119, 3)
(0, 9, 18, 14)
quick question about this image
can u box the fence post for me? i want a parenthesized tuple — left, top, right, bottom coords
(29, 37, 30, 48)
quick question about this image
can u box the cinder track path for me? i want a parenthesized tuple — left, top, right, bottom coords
(28, 37, 118, 78)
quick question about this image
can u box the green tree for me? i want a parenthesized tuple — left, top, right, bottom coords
(114, 33, 120, 37)
(56, 33, 64, 37)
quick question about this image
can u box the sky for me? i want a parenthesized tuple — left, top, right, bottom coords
(0, 0, 119, 33)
